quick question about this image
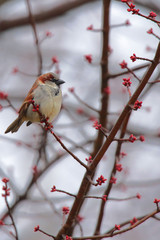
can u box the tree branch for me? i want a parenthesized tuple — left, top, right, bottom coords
(26, 0, 42, 75)
(72, 208, 160, 239)
(0, 0, 98, 32)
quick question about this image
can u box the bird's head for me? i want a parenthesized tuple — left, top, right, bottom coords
(39, 72, 65, 86)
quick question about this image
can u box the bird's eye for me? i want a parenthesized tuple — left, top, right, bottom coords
(51, 77, 56, 82)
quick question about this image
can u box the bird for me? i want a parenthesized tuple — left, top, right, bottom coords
(5, 72, 65, 134)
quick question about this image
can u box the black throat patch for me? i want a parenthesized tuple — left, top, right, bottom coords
(55, 88, 59, 96)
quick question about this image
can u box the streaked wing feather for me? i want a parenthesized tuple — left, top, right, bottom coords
(18, 81, 38, 115)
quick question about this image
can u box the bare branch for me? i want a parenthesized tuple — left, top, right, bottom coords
(0, 0, 98, 32)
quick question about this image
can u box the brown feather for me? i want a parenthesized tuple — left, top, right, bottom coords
(5, 117, 24, 133)
(5, 72, 63, 134)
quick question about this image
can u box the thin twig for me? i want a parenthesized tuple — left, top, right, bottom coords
(4, 183, 19, 240)
(126, 66, 141, 82)
(72, 91, 99, 113)
(50, 130, 89, 170)
(72, 208, 160, 239)
(84, 195, 137, 201)
(54, 132, 91, 155)
(6, 98, 18, 112)
(52, 188, 76, 198)
(26, 0, 42, 75)
(38, 228, 55, 239)
(35, 181, 60, 215)
(109, 63, 149, 79)
(110, 22, 130, 28)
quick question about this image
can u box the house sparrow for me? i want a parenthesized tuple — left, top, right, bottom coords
(5, 72, 65, 133)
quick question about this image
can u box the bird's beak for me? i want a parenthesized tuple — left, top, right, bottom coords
(57, 79, 65, 85)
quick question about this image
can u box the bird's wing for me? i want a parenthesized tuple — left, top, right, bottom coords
(18, 81, 38, 116)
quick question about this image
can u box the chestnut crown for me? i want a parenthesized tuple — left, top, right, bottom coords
(39, 72, 65, 86)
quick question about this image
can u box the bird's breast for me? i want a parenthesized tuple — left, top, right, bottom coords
(26, 83, 62, 122)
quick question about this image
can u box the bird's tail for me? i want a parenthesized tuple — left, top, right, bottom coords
(5, 117, 24, 134)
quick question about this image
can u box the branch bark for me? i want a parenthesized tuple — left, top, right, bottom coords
(55, 40, 160, 240)
(94, 111, 131, 235)
(72, 208, 160, 239)
(63, 0, 111, 236)
(0, 0, 98, 32)
(90, 41, 160, 172)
